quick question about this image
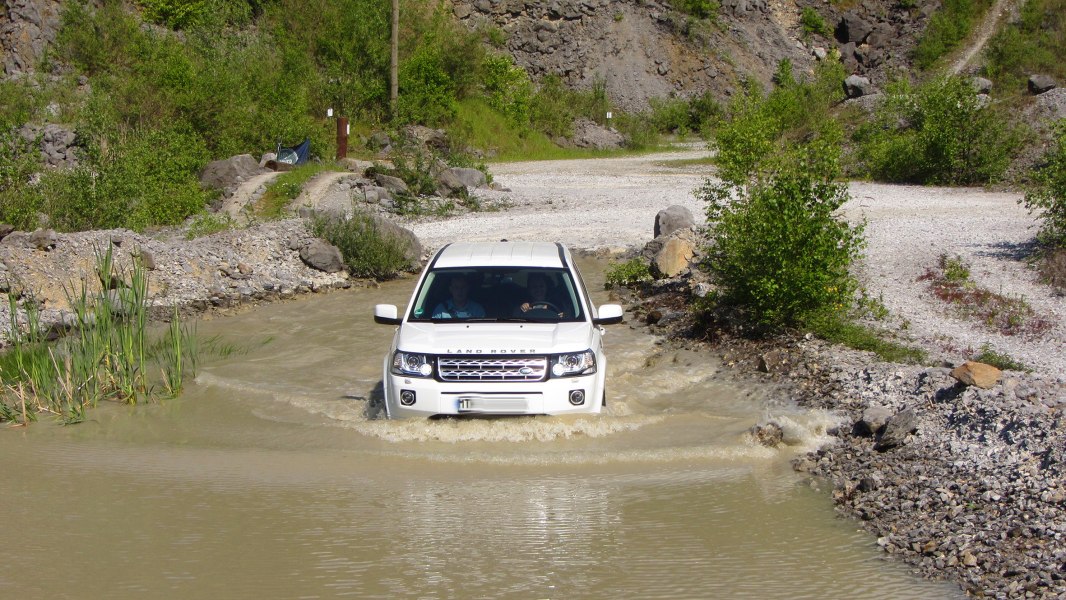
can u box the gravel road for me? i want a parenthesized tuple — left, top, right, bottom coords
(410, 146, 1066, 377)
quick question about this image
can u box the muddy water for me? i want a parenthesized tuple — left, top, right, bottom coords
(0, 261, 962, 599)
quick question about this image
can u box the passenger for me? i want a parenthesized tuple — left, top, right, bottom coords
(431, 274, 486, 319)
(515, 273, 566, 318)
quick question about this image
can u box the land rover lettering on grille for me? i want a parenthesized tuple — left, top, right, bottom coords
(373, 241, 624, 419)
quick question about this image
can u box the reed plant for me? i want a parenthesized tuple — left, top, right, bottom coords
(0, 243, 198, 424)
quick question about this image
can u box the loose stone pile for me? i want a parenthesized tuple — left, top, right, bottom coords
(791, 343, 1066, 598)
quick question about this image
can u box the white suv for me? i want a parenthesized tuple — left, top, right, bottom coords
(373, 241, 624, 419)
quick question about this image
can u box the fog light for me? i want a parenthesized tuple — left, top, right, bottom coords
(568, 390, 585, 406)
(400, 389, 416, 406)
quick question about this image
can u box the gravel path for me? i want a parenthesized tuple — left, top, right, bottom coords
(410, 147, 1066, 378)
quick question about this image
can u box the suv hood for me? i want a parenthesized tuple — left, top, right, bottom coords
(396, 322, 594, 355)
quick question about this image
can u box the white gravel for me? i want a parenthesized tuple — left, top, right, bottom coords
(408, 146, 1066, 378)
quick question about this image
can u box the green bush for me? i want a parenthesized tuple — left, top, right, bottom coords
(604, 259, 652, 289)
(713, 60, 845, 184)
(800, 8, 832, 38)
(482, 54, 534, 129)
(40, 125, 211, 231)
(698, 132, 865, 328)
(310, 214, 411, 280)
(1024, 120, 1066, 248)
(671, 0, 720, 19)
(856, 76, 1022, 185)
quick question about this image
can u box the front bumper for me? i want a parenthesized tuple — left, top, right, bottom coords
(383, 371, 605, 419)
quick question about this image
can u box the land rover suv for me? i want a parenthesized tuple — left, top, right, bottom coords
(373, 242, 624, 419)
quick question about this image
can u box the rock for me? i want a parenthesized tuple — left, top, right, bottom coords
(652, 235, 696, 278)
(374, 173, 410, 196)
(258, 152, 276, 167)
(750, 422, 784, 447)
(844, 74, 874, 99)
(200, 154, 265, 194)
(654, 205, 695, 238)
(0, 224, 13, 241)
(757, 350, 787, 374)
(1028, 74, 1057, 95)
(340, 158, 373, 175)
(136, 248, 157, 270)
(570, 118, 625, 150)
(971, 77, 993, 95)
(436, 167, 487, 196)
(855, 404, 893, 437)
(299, 239, 345, 273)
(837, 13, 873, 44)
(812, 47, 827, 61)
(874, 407, 918, 451)
(402, 125, 449, 151)
(950, 361, 1001, 389)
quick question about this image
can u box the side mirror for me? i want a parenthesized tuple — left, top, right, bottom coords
(374, 304, 402, 325)
(593, 304, 624, 325)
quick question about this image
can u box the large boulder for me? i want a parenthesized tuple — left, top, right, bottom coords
(836, 13, 873, 45)
(374, 173, 410, 196)
(571, 119, 625, 150)
(652, 233, 695, 279)
(874, 407, 918, 451)
(950, 361, 1002, 389)
(1029, 74, 1058, 95)
(436, 167, 487, 196)
(200, 154, 265, 196)
(843, 75, 874, 99)
(654, 205, 695, 238)
(368, 213, 423, 270)
(299, 239, 345, 273)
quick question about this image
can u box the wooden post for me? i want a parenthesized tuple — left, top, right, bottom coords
(336, 117, 348, 160)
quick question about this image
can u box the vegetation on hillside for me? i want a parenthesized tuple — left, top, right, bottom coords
(0, 0, 700, 235)
(983, 0, 1066, 95)
(913, 0, 995, 70)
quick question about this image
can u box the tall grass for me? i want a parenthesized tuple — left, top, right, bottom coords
(0, 244, 198, 424)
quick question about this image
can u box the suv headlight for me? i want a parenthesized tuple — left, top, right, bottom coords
(391, 351, 434, 377)
(551, 350, 596, 377)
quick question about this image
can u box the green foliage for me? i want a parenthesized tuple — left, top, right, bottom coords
(913, 0, 994, 69)
(699, 133, 865, 328)
(0, 126, 45, 230)
(529, 75, 577, 138)
(1, 246, 198, 423)
(310, 214, 411, 280)
(185, 211, 236, 238)
(856, 76, 1022, 185)
(604, 259, 653, 289)
(41, 125, 211, 231)
(646, 94, 722, 138)
(482, 55, 534, 129)
(973, 343, 1029, 372)
(984, 0, 1065, 94)
(255, 162, 334, 220)
(1024, 121, 1066, 248)
(671, 0, 720, 19)
(137, 0, 254, 29)
(713, 60, 846, 184)
(802, 311, 928, 364)
(800, 8, 832, 38)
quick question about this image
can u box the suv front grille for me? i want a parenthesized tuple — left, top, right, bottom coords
(438, 356, 548, 382)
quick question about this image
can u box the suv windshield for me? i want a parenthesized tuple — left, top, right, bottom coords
(408, 267, 585, 323)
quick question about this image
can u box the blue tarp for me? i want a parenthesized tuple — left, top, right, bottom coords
(277, 138, 310, 165)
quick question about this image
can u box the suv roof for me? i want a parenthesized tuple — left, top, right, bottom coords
(432, 242, 567, 269)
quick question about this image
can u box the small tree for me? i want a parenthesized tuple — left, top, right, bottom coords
(698, 127, 865, 328)
(1024, 120, 1066, 248)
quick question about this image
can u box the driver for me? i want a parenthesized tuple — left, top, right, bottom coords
(432, 274, 486, 319)
(515, 273, 565, 317)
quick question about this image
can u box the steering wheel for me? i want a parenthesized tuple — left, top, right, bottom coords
(527, 301, 562, 314)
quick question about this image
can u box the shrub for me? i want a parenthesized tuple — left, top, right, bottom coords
(310, 214, 411, 280)
(671, 0, 720, 19)
(713, 60, 845, 184)
(856, 76, 1022, 185)
(800, 8, 832, 38)
(482, 54, 533, 129)
(604, 259, 652, 289)
(698, 132, 865, 328)
(1023, 120, 1066, 248)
